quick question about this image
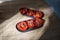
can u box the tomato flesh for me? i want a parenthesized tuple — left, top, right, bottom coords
(16, 21, 28, 31)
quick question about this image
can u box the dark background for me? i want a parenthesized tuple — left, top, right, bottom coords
(45, 0, 60, 18)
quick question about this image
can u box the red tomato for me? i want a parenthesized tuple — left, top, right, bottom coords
(16, 21, 28, 31)
(26, 19, 35, 28)
(27, 10, 34, 16)
(19, 8, 27, 15)
(34, 19, 44, 27)
(33, 11, 44, 19)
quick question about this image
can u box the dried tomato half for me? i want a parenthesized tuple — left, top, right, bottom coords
(33, 11, 44, 19)
(34, 19, 44, 28)
(27, 10, 34, 16)
(19, 8, 28, 15)
(26, 19, 35, 28)
(16, 21, 28, 31)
